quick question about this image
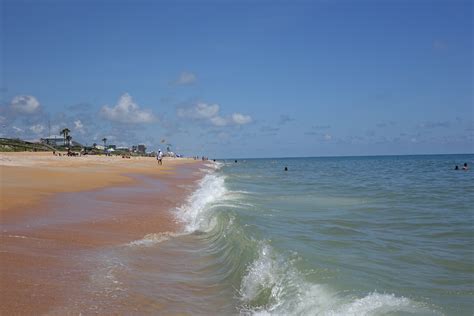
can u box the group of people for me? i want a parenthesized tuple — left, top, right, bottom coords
(454, 163, 469, 170)
(52, 150, 79, 157)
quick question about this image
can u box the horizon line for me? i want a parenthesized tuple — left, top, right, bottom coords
(217, 153, 474, 160)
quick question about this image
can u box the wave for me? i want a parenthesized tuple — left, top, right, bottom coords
(204, 160, 225, 171)
(175, 171, 228, 233)
(239, 242, 439, 316)
(125, 162, 442, 315)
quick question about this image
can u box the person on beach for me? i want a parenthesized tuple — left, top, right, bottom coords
(157, 150, 163, 165)
(462, 163, 468, 170)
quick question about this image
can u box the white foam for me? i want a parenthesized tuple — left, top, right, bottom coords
(127, 232, 182, 247)
(5, 234, 29, 239)
(240, 243, 438, 316)
(204, 160, 224, 170)
(334, 292, 417, 316)
(175, 172, 227, 232)
(240, 242, 302, 313)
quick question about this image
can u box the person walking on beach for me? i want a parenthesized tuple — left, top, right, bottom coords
(157, 149, 163, 165)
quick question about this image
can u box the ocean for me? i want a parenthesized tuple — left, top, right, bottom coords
(83, 154, 473, 315)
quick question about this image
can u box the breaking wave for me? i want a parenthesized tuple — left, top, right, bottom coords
(128, 161, 443, 315)
(171, 163, 440, 315)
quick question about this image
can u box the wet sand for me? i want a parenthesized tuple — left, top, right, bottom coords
(0, 152, 204, 314)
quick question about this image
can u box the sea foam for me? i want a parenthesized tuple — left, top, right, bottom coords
(175, 171, 227, 233)
(127, 162, 226, 247)
(239, 242, 438, 316)
(127, 232, 183, 247)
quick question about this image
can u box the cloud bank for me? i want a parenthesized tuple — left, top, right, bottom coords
(177, 102, 252, 127)
(100, 93, 156, 124)
(10, 95, 40, 114)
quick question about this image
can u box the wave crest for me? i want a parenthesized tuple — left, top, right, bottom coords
(175, 172, 227, 233)
(239, 243, 438, 316)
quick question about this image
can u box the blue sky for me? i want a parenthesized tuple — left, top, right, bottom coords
(1, 0, 472, 158)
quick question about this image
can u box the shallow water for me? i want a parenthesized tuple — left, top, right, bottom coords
(75, 155, 473, 315)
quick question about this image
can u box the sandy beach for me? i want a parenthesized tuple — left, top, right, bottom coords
(0, 152, 198, 215)
(0, 152, 204, 314)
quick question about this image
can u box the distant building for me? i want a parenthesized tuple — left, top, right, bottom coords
(108, 145, 116, 150)
(40, 135, 65, 147)
(137, 144, 146, 154)
(130, 144, 146, 154)
(116, 146, 130, 152)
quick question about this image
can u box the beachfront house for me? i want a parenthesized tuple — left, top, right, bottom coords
(40, 135, 65, 147)
(137, 144, 146, 154)
(40, 136, 82, 148)
(116, 146, 130, 152)
(131, 144, 146, 154)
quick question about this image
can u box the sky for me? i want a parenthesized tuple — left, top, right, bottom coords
(1, 0, 472, 158)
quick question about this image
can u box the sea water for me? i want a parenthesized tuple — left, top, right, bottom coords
(85, 155, 473, 315)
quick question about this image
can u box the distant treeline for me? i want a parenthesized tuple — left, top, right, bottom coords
(0, 138, 153, 157)
(0, 138, 55, 152)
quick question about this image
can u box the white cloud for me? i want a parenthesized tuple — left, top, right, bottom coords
(232, 113, 252, 125)
(12, 126, 23, 133)
(74, 120, 83, 129)
(51, 124, 65, 136)
(74, 120, 85, 134)
(30, 124, 45, 134)
(100, 93, 156, 124)
(178, 102, 220, 119)
(210, 116, 228, 126)
(177, 102, 252, 127)
(175, 72, 197, 85)
(10, 95, 40, 114)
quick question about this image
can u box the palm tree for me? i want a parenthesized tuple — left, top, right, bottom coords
(102, 137, 107, 149)
(60, 128, 70, 146)
(66, 135, 72, 147)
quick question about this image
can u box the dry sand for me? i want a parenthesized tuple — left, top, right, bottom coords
(0, 152, 204, 314)
(0, 152, 196, 216)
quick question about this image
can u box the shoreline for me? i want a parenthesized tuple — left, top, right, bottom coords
(0, 152, 206, 314)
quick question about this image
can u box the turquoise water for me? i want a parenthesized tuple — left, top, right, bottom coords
(165, 155, 473, 315)
(82, 155, 473, 315)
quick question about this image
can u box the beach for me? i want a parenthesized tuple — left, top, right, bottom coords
(1, 154, 473, 315)
(0, 152, 203, 314)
